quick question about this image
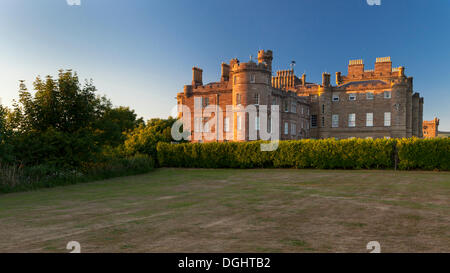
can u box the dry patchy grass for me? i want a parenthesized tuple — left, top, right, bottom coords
(0, 168, 449, 253)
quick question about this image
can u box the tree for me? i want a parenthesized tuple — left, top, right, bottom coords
(0, 105, 14, 163)
(8, 70, 111, 166)
(122, 117, 178, 159)
(94, 106, 144, 147)
(12, 70, 109, 134)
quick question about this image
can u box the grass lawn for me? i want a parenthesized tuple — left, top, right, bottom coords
(0, 168, 449, 253)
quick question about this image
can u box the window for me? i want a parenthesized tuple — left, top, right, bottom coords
(384, 91, 392, 99)
(237, 116, 242, 131)
(194, 117, 202, 132)
(366, 92, 374, 100)
(348, 113, 356, 127)
(291, 102, 297, 113)
(349, 93, 356, 101)
(272, 97, 277, 105)
(332, 93, 339, 102)
(250, 74, 256, 83)
(224, 118, 230, 132)
(321, 116, 325, 127)
(236, 93, 241, 105)
(254, 93, 260, 105)
(384, 112, 391, 126)
(301, 107, 304, 115)
(284, 122, 289, 135)
(203, 97, 209, 107)
(255, 116, 260, 131)
(366, 113, 373, 127)
(284, 101, 289, 112)
(311, 115, 318, 128)
(332, 114, 339, 128)
(291, 123, 296, 135)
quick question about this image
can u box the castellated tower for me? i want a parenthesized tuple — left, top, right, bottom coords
(231, 52, 273, 140)
(258, 49, 273, 71)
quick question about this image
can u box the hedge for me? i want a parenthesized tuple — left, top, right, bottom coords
(0, 154, 155, 194)
(397, 138, 450, 170)
(157, 138, 449, 171)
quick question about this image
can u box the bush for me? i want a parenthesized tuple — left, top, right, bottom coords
(121, 118, 177, 160)
(157, 138, 396, 170)
(0, 154, 155, 194)
(397, 138, 450, 171)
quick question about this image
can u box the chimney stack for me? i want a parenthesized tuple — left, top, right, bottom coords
(336, 72, 342, 85)
(192, 67, 203, 86)
(221, 63, 230, 82)
(322, 72, 331, 87)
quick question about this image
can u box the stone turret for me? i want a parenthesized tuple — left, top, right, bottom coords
(258, 49, 273, 71)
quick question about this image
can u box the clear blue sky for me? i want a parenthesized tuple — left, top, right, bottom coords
(0, 0, 449, 130)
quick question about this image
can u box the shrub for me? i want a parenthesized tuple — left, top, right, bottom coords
(157, 139, 396, 170)
(0, 154, 155, 194)
(397, 138, 450, 171)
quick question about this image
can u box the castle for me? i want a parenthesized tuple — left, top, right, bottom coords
(423, 118, 439, 138)
(176, 50, 424, 142)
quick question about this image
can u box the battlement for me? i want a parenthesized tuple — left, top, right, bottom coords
(340, 57, 404, 84)
(376, 57, 391, 63)
(272, 68, 300, 90)
(349, 59, 363, 66)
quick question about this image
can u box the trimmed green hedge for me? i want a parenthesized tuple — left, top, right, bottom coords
(157, 139, 396, 170)
(397, 138, 450, 170)
(157, 138, 449, 171)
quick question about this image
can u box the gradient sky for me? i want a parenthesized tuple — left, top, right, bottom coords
(0, 0, 449, 130)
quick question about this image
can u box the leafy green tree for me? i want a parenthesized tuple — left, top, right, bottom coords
(8, 70, 112, 166)
(12, 70, 109, 134)
(0, 105, 14, 163)
(122, 117, 177, 159)
(94, 106, 144, 147)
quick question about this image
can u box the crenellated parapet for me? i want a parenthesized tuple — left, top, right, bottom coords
(338, 57, 406, 84)
(272, 69, 301, 90)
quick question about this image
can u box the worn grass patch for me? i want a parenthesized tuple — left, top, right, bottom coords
(0, 168, 449, 253)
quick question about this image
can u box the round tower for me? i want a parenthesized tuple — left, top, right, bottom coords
(231, 54, 273, 140)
